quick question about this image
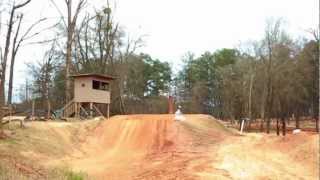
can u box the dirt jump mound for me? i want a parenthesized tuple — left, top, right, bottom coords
(67, 114, 233, 179)
(92, 114, 232, 153)
(62, 114, 317, 180)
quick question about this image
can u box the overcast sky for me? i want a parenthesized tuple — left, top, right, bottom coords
(1, 0, 318, 102)
(115, 0, 318, 63)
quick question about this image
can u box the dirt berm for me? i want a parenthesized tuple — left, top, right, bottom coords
(54, 114, 318, 180)
(61, 114, 233, 179)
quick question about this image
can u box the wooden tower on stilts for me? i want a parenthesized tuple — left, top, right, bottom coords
(61, 73, 115, 120)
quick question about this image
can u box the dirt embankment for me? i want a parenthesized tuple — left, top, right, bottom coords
(58, 114, 234, 179)
(211, 132, 319, 180)
(52, 114, 318, 180)
(0, 114, 318, 180)
(0, 119, 101, 179)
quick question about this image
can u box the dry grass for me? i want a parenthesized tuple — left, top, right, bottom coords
(0, 119, 100, 179)
(0, 159, 29, 180)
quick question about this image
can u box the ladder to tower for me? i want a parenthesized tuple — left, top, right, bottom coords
(61, 100, 104, 119)
(61, 99, 76, 118)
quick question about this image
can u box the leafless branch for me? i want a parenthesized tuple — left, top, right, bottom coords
(15, 18, 47, 50)
(49, 0, 67, 28)
(13, 0, 31, 9)
(306, 28, 319, 42)
(72, 0, 86, 26)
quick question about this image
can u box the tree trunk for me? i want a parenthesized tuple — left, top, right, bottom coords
(118, 80, 126, 115)
(314, 40, 319, 132)
(260, 119, 264, 132)
(282, 117, 286, 136)
(65, 35, 72, 103)
(1, 65, 7, 105)
(25, 79, 29, 102)
(247, 73, 254, 132)
(7, 53, 15, 105)
(265, 31, 274, 135)
(260, 85, 266, 133)
(31, 99, 35, 120)
(0, 0, 31, 106)
(0, 8, 15, 105)
(65, 0, 73, 103)
(247, 120, 252, 132)
(65, 0, 84, 103)
(266, 85, 274, 134)
(295, 113, 300, 129)
(266, 118, 271, 134)
(276, 118, 280, 136)
(47, 99, 51, 119)
(316, 117, 319, 133)
(8, 15, 23, 105)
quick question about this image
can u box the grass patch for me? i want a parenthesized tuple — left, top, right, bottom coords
(0, 163, 88, 180)
(65, 171, 87, 180)
(49, 167, 88, 180)
(2, 137, 18, 145)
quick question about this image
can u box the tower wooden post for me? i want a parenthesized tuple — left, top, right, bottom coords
(90, 102, 93, 118)
(107, 104, 110, 119)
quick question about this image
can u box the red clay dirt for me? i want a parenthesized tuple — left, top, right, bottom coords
(53, 114, 319, 180)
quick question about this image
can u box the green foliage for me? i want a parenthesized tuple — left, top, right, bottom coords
(119, 54, 172, 113)
(52, 68, 66, 106)
(124, 53, 172, 98)
(213, 48, 239, 67)
(142, 54, 172, 96)
(25, 5, 173, 114)
(125, 96, 169, 114)
(176, 20, 318, 122)
(48, 167, 88, 180)
(23, 4, 317, 121)
(65, 171, 86, 180)
(176, 49, 238, 114)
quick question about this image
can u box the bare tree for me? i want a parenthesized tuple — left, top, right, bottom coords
(65, 0, 86, 103)
(27, 41, 57, 119)
(259, 19, 287, 133)
(49, 0, 86, 103)
(307, 28, 319, 132)
(7, 15, 46, 105)
(73, 5, 145, 114)
(0, 0, 32, 106)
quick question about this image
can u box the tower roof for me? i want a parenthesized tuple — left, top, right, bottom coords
(70, 73, 116, 80)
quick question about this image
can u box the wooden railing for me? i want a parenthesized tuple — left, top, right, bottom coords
(93, 104, 104, 117)
(62, 99, 75, 118)
(61, 100, 106, 119)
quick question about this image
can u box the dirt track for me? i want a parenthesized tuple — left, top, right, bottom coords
(53, 114, 318, 180)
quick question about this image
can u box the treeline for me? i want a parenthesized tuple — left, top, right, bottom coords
(19, 5, 172, 115)
(175, 19, 319, 133)
(25, 44, 172, 115)
(0, 1, 318, 131)
(0, 1, 171, 117)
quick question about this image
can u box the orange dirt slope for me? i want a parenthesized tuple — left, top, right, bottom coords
(52, 114, 318, 180)
(58, 114, 232, 179)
